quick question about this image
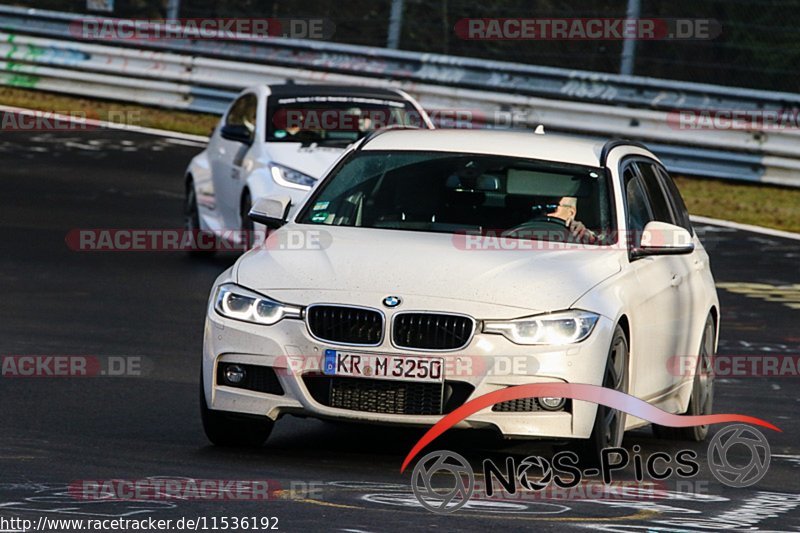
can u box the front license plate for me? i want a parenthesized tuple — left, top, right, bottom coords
(323, 349, 444, 383)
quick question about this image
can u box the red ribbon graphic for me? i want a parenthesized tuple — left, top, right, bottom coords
(401, 383, 781, 472)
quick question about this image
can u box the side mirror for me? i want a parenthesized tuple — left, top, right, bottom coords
(630, 221, 694, 259)
(220, 124, 253, 145)
(249, 195, 291, 229)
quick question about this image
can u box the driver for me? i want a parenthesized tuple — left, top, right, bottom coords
(547, 197, 599, 242)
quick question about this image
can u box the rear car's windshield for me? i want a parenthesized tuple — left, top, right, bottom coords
(298, 151, 613, 243)
(266, 95, 422, 145)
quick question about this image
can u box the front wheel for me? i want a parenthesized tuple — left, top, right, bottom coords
(653, 314, 715, 441)
(200, 374, 273, 447)
(577, 324, 629, 465)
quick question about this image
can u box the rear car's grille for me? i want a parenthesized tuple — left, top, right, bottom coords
(392, 313, 474, 350)
(216, 363, 284, 395)
(303, 376, 473, 416)
(307, 305, 383, 345)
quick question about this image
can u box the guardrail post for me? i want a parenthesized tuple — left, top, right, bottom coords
(166, 0, 180, 20)
(387, 0, 404, 49)
(620, 0, 640, 76)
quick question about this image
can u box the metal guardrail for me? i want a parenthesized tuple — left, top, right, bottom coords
(1, 5, 799, 186)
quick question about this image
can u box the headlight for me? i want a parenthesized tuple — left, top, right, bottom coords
(269, 163, 316, 191)
(483, 310, 599, 345)
(214, 284, 302, 325)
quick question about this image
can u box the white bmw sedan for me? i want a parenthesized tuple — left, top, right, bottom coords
(200, 129, 719, 459)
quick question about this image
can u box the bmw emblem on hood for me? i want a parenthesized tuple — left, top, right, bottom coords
(383, 296, 402, 308)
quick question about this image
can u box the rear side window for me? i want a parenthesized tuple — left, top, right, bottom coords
(623, 166, 653, 247)
(225, 94, 258, 138)
(635, 162, 675, 225)
(656, 166, 693, 233)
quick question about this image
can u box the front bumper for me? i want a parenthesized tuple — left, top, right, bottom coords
(202, 300, 615, 440)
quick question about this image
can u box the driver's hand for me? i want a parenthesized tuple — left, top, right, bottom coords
(569, 220, 597, 242)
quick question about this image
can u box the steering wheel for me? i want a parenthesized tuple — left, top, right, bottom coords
(503, 217, 571, 241)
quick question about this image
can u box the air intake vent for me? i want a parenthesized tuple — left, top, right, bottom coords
(303, 376, 474, 416)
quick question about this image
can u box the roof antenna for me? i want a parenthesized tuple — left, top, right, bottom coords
(534, 124, 545, 135)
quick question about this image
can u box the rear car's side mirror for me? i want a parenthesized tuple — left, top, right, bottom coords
(220, 124, 253, 145)
(249, 196, 291, 229)
(630, 220, 694, 259)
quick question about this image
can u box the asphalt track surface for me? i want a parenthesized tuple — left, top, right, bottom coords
(1, 119, 799, 532)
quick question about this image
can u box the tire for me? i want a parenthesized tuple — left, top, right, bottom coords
(653, 314, 715, 441)
(200, 372, 274, 447)
(184, 181, 216, 258)
(576, 324, 629, 465)
(240, 190, 255, 251)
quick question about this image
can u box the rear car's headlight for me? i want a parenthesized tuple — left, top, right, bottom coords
(269, 163, 316, 190)
(483, 310, 599, 345)
(214, 284, 302, 325)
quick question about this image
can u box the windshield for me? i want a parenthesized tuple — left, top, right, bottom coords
(266, 95, 423, 145)
(298, 151, 613, 243)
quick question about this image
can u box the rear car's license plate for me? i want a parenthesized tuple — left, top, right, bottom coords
(323, 349, 444, 383)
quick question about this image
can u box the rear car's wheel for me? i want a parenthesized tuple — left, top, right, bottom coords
(578, 323, 629, 464)
(185, 181, 216, 258)
(653, 314, 715, 441)
(200, 372, 273, 447)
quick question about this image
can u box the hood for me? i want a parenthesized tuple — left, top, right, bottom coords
(264, 142, 346, 179)
(235, 226, 624, 317)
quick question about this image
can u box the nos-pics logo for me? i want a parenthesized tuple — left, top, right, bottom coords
(411, 423, 771, 514)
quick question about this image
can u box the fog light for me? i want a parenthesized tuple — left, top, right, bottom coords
(224, 364, 246, 385)
(540, 397, 565, 410)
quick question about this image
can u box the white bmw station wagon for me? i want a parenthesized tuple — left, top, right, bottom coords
(200, 129, 719, 459)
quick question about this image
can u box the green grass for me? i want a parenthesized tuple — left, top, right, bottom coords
(0, 87, 218, 136)
(674, 176, 800, 233)
(1, 87, 798, 234)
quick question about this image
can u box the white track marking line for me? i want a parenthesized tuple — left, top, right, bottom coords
(691, 215, 800, 241)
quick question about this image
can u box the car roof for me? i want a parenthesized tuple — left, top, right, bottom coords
(266, 84, 406, 101)
(360, 129, 649, 168)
